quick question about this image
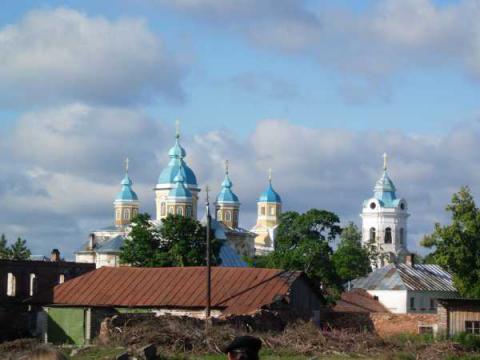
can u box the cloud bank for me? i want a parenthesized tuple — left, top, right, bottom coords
(1, 107, 479, 257)
(0, 8, 185, 106)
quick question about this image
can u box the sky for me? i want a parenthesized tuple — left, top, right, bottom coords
(1, 0, 480, 258)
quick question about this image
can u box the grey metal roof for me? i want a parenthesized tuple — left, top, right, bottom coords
(351, 263, 457, 292)
(219, 242, 248, 267)
(95, 235, 125, 254)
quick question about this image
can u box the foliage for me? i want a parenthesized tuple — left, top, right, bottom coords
(421, 186, 480, 297)
(259, 209, 342, 291)
(0, 234, 31, 260)
(453, 332, 480, 351)
(332, 222, 371, 282)
(120, 213, 222, 267)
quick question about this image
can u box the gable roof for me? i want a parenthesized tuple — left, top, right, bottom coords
(351, 263, 457, 292)
(334, 289, 389, 313)
(52, 267, 308, 315)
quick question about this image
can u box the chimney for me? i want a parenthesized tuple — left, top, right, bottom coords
(51, 249, 60, 262)
(405, 253, 415, 267)
(88, 233, 95, 250)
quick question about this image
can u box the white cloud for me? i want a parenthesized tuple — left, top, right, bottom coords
(0, 8, 185, 106)
(157, 0, 480, 99)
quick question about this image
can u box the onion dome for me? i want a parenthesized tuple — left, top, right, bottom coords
(168, 171, 192, 199)
(115, 160, 138, 201)
(216, 161, 240, 204)
(258, 169, 282, 203)
(157, 130, 198, 186)
(369, 153, 403, 208)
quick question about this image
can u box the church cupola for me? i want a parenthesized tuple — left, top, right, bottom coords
(215, 160, 240, 228)
(360, 153, 409, 267)
(255, 169, 282, 229)
(155, 121, 200, 221)
(165, 167, 194, 218)
(114, 158, 139, 227)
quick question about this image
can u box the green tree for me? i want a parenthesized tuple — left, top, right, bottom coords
(262, 209, 342, 291)
(0, 234, 11, 259)
(332, 222, 371, 282)
(120, 213, 222, 267)
(9, 237, 31, 260)
(421, 186, 480, 297)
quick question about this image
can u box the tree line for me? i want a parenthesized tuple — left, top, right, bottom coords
(0, 234, 31, 260)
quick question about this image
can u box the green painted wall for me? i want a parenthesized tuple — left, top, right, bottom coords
(47, 307, 85, 345)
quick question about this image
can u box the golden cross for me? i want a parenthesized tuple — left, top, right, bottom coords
(176, 119, 180, 139)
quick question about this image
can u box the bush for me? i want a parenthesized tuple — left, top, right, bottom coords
(454, 333, 480, 351)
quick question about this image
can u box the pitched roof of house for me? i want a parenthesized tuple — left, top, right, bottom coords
(350, 263, 457, 292)
(333, 289, 389, 313)
(52, 266, 309, 315)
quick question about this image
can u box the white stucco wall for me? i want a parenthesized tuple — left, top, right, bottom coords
(367, 289, 408, 314)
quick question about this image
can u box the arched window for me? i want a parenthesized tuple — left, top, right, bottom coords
(59, 274, 65, 284)
(225, 211, 231, 221)
(132, 208, 138, 217)
(384, 227, 392, 244)
(217, 210, 222, 220)
(261, 206, 266, 216)
(116, 209, 121, 220)
(399, 228, 405, 245)
(168, 206, 174, 214)
(123, 209, 130, 220)
(29, 273, 37, 296)
(161, 202, 166, 216)
(7, 273, 16, 297)
(177, 207, 183, 216)
(269, 206, 275, 215)
(186, 206, 192, 217)
(369, 227, 376, 242)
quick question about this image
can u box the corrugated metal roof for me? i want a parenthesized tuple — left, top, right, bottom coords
(219, 243, 248, 267)
(351, 263, 458, 292)
(52, 267, 303, 315)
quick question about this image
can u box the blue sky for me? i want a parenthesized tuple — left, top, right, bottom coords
(1, 0, 480, 258)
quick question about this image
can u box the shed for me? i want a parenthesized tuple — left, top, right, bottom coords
(437, 298, 480, 337)
(43, 266, 324, 344)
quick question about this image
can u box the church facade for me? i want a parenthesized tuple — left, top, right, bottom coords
(75, 126, 280, 268)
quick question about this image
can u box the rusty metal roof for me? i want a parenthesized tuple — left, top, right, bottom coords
(351, 263, 458, 292)
(52, 267, 304, 315)
(334, 289, 389, 313)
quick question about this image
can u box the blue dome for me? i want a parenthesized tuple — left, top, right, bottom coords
(168, 138, 187, 158)
(115, 174, 138, 201)
(258, 182, 282, 203)
(168, 171, 192, 199)
(216, 173, 240, 204)
(373, 170, 397, 207)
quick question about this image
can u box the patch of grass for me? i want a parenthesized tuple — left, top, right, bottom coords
(65, 346, 127, 360)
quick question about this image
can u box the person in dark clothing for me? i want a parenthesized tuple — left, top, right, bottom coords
(223, 335, 262, 360)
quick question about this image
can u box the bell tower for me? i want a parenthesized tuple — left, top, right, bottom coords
(215, 160, 240, 228)
(114, 158, 139, 227)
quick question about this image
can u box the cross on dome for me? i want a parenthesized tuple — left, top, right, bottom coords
(383, 153, 388, 171)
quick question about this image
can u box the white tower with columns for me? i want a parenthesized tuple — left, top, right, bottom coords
(360, 154, 410, 267)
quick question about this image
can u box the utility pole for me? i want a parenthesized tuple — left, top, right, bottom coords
(205, 185, 211, 319)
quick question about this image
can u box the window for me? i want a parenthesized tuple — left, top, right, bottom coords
(29, 273, 37, 296)
(161, 202, 166, 217)
(384, 227, 392, 244)
(116, 209, 121, 220)
(261, 206, 266, 216)
(123, 209, 130, 220)
(177, 207, 183, 216)
(410, 297, 415, 310)
(400, 202, 406, 210)
(269, 206, 275, 215)
(186, 206, 192, 217)
(369, 227, 376, 242)
(418, 326, 434, 335)
(168, 206, 174, 214)
(7, 273, 16, 297)
(225, 211, 231, 221)
(370, 202, 376, 210)
(59, 274, 65, 284)
(430, 299, 436, 310)
(466, 321, 480, 334)
(132, 208, 138, 217)
(400, 228, 405, 245)
(217, 210, 222, 220)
